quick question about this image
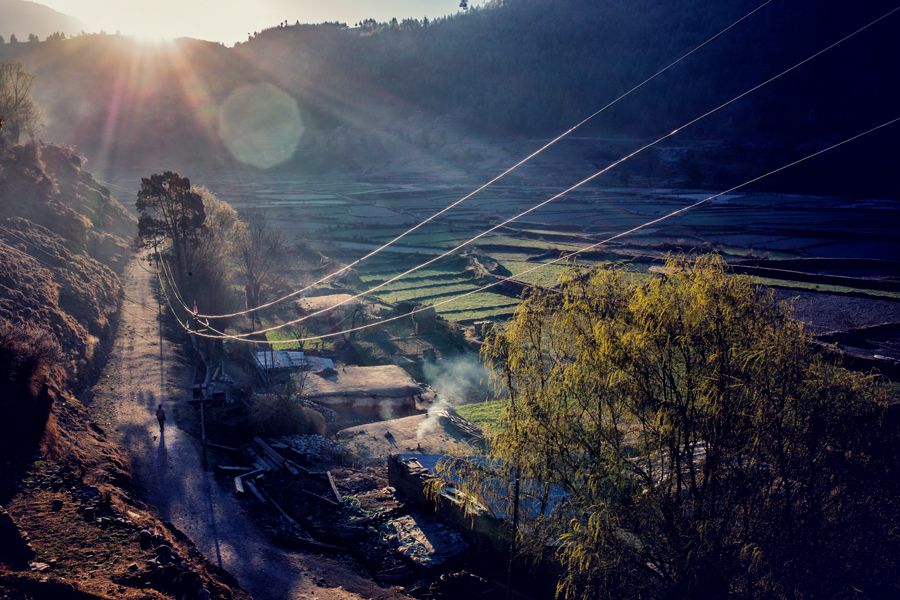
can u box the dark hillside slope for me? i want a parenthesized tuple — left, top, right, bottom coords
(0, 143, 135, 270)
(0, 143, 250, 600)
(236, 0, 898, 142)
(2, 0, 896, 193)
(1, 35, 278, 171)
(0, 141, 135, 442)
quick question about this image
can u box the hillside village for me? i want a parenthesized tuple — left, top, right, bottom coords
(2, 0, 900, 598)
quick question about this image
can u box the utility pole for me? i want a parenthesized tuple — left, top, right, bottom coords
(507, 465, 521, 600)
(153, 242, 162, 353)
(192, 304, 207, 471)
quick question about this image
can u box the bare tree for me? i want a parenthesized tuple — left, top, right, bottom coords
(185, 186, 242, 318)
(0, 60, 45, 143)
(236, 208, 289, 313)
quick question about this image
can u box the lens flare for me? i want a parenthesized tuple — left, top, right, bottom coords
(218, 83, 303, 169)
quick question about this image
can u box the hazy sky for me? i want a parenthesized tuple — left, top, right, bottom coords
(36, 0, 475, 46)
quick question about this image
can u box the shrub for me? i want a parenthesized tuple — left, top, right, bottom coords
(0, 318, 62, 444)
(250, 393, 326, 437)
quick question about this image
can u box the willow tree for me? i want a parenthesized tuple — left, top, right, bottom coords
(439, 255, 893, 600)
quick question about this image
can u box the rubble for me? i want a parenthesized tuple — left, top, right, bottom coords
(378, 513, 468, 567)
(285, 434, 349, 462)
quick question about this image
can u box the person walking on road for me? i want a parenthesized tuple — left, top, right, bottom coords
(156, 404, 166, 432)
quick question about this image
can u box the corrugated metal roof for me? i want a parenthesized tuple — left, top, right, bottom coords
(254, 351, 335, 372)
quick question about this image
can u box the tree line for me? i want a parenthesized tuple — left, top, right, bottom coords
(0, 32, 71, 44)
(133, 171, 291, 332)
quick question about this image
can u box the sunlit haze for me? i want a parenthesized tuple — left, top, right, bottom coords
(34, 0, 477, 45)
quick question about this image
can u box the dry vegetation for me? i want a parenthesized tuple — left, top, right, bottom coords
(0, 142, 249, 600)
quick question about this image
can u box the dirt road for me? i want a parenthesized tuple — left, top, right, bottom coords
(98, 254, 410, 600)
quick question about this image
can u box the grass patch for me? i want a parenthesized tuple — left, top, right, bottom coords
(456, 400, 504, 431)
(265, 327, 335, 350)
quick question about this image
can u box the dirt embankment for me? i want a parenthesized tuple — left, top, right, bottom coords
(0, 142, 137, 383)
(0, 143, 254, 599)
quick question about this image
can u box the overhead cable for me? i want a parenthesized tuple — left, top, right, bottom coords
(191, 0, 775, 320)
(176, 3, 900, 341)
(173, 115, 900, 344)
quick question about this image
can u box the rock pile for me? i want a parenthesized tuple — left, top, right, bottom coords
(285, 434, 348, 462)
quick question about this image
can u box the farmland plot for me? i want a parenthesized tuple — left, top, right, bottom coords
(105, 166, 900, 332)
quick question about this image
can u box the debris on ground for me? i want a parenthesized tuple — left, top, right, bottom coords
(378, 513, 468, 567)
(285, 434, 349, 462)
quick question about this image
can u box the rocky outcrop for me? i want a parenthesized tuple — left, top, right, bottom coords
(0, 507, 36, 568)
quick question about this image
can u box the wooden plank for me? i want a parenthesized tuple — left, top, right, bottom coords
(216, 465, 253, 475)
(252, 459, 269, 473)
(284, 459, 310, 475)
(243, 480, 266, 504)
(326, 471, 343, 505)
(257, 485, 310, 537)
(300, 489, 340, 507)
(234, 468, 265, 495)
(263, 447, 287, 468)
(208, 443, 240, 453)
(254, 436, 286, 467)
(268, 440, 290, 450)
(283, 461, 299, 477)
(253, 437, 284, 468)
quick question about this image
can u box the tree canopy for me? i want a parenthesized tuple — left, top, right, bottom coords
(438, 255, 896, 599)
(135, 171, 206, 280)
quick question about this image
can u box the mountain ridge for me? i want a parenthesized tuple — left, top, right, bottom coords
(0, 0, 87, 40)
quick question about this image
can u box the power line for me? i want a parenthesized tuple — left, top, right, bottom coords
(175, 4, 900, 341)
(173, 115, 900, 345)
(191, 0, 775, 321)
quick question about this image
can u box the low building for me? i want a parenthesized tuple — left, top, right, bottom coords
(292, 364, 423, 420)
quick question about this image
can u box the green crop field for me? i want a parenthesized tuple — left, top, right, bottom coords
(483, 235, 584, 252)
(503, 264, 569, 288)
(359, 266, 464, 285)
(456, 400, 504, 431)
(266, 326, 336, 350)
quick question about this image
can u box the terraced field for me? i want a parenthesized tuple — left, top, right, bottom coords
(98, 166, 900, 331)
(358, 264, 520, 323)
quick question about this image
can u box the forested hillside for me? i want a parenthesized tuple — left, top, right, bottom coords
(236, 0, 896, 141)
(1, 0, 896, 194)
